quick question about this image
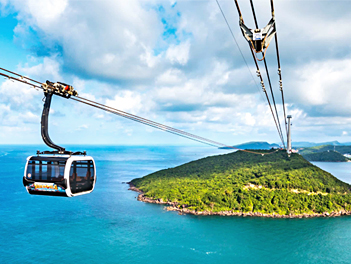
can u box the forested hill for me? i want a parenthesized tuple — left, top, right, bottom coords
(299, 145, 351, 155)
(303, 151, 349, 162)
(299, 145, 351, 162)
(131, 150, 351, 216)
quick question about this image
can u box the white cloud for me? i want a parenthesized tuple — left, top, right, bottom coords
(105, 91, 144, 115)
(289, 58, 351, 116)
(0, 79, 40, 111)
(19, 111, 39, 123)
(4, 0, 167, 81)
(18, 56, 62, 81)
(75, 124, 88, 131)
(243, 113, 256, 126)
(2, 0, 351, 144)
(166, 41, 191, 65)
(26, 0, 68, 27)
(156, 68, 185, 85)
(0, 104, 11, 121)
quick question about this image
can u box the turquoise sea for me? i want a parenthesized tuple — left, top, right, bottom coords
(2, 145, 351, 264)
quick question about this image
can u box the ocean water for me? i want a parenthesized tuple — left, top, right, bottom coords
(1, 145, 351, 264)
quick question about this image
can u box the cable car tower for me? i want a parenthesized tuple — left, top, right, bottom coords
(287, 115, 292, 156)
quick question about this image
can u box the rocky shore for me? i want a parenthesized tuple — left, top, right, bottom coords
(128, 183, 351, 218)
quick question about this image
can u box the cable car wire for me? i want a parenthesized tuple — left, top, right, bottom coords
(71, 97, 220, 148)
(0, 69, 279, 156)
(0, 67, 42, 85)
(215, 0, 265, 103)
(232, 0, 285, 148)
(248, 0, 285, 148)
(71, 96, 277, 155)
(270, 0, 288, 138)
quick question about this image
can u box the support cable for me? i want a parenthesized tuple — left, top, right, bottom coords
(74, 95, 233, 149)
(215, 0, 265, 103)
(71, 97, 220, 148)
(0, 67, 42, 85)
(233, 0, 285, 147)
(270, 0, 288, 138)
(249, 0, 285, 148)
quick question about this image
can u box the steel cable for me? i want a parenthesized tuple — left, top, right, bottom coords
(233, 0, 285, 147)
(270, 0, 288, 138)
(249, 0, 285, 148)
(215, 0, 266, 103)
(0, 69, 279, 155)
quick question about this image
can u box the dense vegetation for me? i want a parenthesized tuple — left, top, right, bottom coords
(299, 145, 351, 155)
(299, 145, 351, 162)
(131, 150, 351, 215)
(303, 151, 349, 162)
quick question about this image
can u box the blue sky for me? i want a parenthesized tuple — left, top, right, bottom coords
(1, 0, 351, 147)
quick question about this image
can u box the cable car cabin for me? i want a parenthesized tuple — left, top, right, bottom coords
(23, 155, 96, 197)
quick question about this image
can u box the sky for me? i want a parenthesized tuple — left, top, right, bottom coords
(1, 0, 351, 147)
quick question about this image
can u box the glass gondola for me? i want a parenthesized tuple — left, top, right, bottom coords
(22, 81, 97, 197)
(23, 155, 96, 197)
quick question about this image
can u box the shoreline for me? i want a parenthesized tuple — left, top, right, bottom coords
(128, 183, 351, 218)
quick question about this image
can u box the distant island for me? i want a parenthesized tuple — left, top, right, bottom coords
(299, 145, 351, 162)
(219, 140, 351, 150)
(130, 150, 351, 218)
(302, 151, 349, 162)
(292, 140, 347, 148)
(219, 141, 279, 150)
(221, 141, 351, 162)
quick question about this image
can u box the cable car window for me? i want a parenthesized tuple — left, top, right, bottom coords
(26, 160, 65, 182)
(70, 160, 94, 194)
(42, 162, 48, 180)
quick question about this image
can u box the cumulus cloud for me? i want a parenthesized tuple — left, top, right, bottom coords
(0, 79, 40, 112)
(288, 58, 351, 117)
(18, 56, 62, 81)
(156, 68, 186, 85)
(3, 0, 168, 82)
(1, 0, 351, 144)
(166, 41, 191, 65)
(105, 91, 145, 115)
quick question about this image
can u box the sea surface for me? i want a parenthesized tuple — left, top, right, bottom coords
(1, 145, 351, 264)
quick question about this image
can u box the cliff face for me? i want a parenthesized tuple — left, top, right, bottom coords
(130, 150, 351, 216)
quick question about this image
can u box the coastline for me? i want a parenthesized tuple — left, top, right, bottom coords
(128, 183, 351, 218)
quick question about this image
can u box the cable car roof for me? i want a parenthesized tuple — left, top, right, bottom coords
(29, 156, 70, 162)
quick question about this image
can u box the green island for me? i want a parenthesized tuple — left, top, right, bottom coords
(130, 150, 351, 218)
(299, 145, 351, 162)
(302, 151, 349, 162)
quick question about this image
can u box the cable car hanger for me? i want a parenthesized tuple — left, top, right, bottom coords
(234, 0, 276, 61)
(229, 0, 286, 148)
(22, 80, 95, 197)
(39, 80, 85, 155)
